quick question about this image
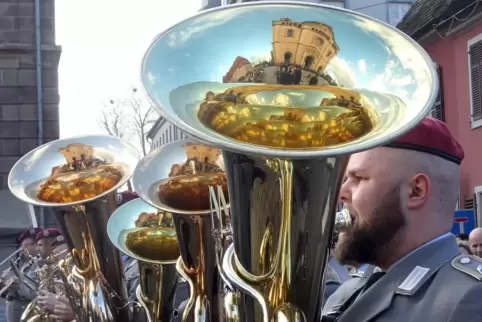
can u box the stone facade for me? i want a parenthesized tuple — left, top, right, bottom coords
(0, 0, 61, 231)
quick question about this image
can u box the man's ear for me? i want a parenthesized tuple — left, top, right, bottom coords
(407, 173, 430, 210)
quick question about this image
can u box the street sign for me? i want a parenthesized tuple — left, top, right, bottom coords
(452, 209, 476, 235)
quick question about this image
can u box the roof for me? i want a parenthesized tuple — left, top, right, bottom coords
(146, 117, 165, 139)
(397, 0, 477, 39)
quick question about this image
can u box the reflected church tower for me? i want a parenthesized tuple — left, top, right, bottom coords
(272, 18, 339, 73)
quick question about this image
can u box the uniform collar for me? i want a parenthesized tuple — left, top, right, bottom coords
(387, 232, 452, 272)
(337, 233, 460, 322)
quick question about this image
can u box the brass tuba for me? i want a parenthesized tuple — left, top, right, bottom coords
(133, 140, 237, 321)
(139, 2, 438, 322)
(9, 135, 139, 322)
(107, 197, 181, 322)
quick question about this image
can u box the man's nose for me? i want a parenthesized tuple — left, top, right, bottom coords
(339, 183, 351, 204)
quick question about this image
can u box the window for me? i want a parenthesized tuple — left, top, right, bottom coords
(468, 35, 482, 129)
(304, 56, 314, 70)
(475, 186, 482, 226)
(286, 29, 294, 37)
(284, 52, 292, 64)
(429, 65, 445, 121)
(321, 1, 345, 8)
(388, 3, 411, 26)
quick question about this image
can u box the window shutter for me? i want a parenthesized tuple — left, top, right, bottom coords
(464, 195, 475, 210)
(433, 65, 445, 121)
(469, 41, 482, 121)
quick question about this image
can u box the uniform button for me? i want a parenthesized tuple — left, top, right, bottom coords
(460, 257, 471, 264)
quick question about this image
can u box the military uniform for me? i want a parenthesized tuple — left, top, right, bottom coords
(123, 256, 147, 320)
(322, 234, 482, 322)
(5, 259, 38, 322)
(5, 228, 41, 322)
(324, 253, 352, 303)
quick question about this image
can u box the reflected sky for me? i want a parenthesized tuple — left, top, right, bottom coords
(143, 4, 432, 113)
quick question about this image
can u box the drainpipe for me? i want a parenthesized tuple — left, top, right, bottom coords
(35, 0, 45, 228)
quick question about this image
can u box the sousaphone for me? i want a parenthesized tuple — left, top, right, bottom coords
(140, 2, 438, 322)
(9, 135, 139, 322)
(107, 198, 180, 322)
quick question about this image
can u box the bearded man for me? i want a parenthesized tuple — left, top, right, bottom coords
(321, 117, 482, 322)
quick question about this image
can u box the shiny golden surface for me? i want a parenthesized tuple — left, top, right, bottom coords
(37, 165, 123, 203)
(198, 85, 378, 149)
(156, 143, 228, 211)
(158, 173, 228, 211)
(36, 142, 124, 203)
(125, 227, 180, 262)
(124, 210, 180, 262)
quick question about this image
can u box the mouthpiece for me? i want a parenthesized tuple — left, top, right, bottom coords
(335, 209, 352, 233)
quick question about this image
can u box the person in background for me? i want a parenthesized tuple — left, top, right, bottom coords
(116, 191, 145, 317)
(456, 233, 469, 243)
(458, 242, 472, 255)
(35, 228, 75, 321)
(468, 227, 482, 257)
(322, 117, 482, 322)
(2, 228, 41, 322)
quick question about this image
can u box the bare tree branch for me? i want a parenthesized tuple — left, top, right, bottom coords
(99, 87, 158, 158)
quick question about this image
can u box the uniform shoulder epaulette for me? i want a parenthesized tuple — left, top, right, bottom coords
(451, 255, 482, 281)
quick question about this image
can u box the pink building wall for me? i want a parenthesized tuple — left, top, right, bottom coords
(425, 24, 482, 203)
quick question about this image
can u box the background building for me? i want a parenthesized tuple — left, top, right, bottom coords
(147, 118, 188, 151)
(0, 0, 61, 317)
(202, 0, 225, 9)
(398, 0, 482, 226)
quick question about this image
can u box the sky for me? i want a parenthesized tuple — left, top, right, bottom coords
(55, 0, 202, 138)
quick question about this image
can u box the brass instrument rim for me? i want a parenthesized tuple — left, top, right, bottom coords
(133, 138, 231, 216)
(138, 195, 228, 217)
(107, 198, 181, 265)
(140, 1, 438, 159)
(8, 134, 140, 208)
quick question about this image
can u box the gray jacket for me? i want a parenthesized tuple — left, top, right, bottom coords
(124, 258, 147, 320)
(6, 259, 37, 322)
(322, 234, 482, 322)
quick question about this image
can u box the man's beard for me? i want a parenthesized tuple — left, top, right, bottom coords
(335, 187, 405, 266)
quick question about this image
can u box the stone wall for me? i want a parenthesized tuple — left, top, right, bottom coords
(0, 0, 61, 230)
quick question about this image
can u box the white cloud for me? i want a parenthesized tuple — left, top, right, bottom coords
(351, 18, 435, 119)
(325, 56, 357, 88)
(358, 60, 366, 74)
(166, 8, 251, 48)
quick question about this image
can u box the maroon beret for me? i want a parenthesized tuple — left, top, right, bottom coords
(116, 191, 139, 207)
(36, 228, 65, 246)
(384, 117, 464, 164)
(19, 228, 42, 243)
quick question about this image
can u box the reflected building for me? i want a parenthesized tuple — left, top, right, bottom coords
(272, 18, 339, 73)
(223, 56, 255, 83)
(222, 18, 340, 86)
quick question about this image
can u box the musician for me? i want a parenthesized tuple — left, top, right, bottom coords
(36, 228, 67, 260)
(115, 190, 147, 319)
(35, 228, 75, 321)
(1, 228, 41, 322)
(321, 117, 482, 322)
